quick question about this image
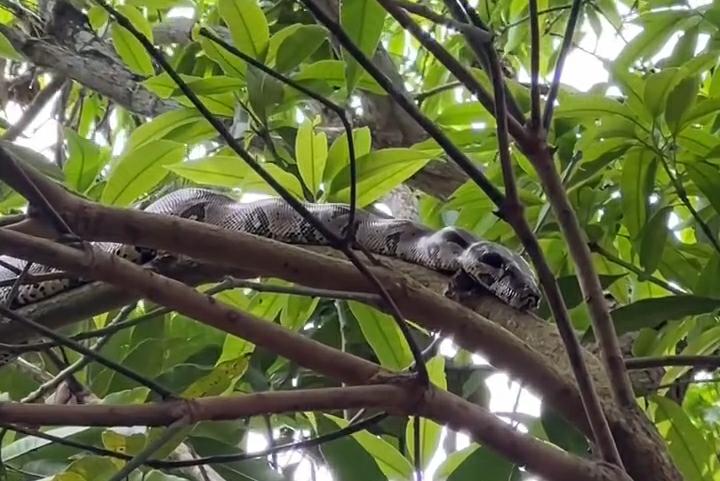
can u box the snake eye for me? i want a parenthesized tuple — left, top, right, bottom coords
(480, 252, 505, 269)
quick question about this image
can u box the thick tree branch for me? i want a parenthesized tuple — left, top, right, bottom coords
(0, 162, 681, 481)
(0, 385, 629, 481)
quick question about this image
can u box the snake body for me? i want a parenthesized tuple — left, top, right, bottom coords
(0, 188, 541, 311)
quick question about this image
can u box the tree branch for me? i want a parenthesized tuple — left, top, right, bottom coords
(483, 31, 622, 467)
(541, 0, 583, 130)
(626, 355, 720, 370)
(1, 75, 66, 142)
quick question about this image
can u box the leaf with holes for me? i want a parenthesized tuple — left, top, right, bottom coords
(102, 140, 184, 206)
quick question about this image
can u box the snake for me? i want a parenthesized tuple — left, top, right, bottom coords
(0, 188, 541, 358)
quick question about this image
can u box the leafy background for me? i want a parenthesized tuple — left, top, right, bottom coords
(0, 0, 720, 479)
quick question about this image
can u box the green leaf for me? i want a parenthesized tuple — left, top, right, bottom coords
(652, 395, 717, 481)
(324, 414, 414, 481)
(678, 97, 720, 129)
(341, 0, 386, 91)
(270, 25, 327, 73)
(639, 206, 672, 273)
(621, 148, 656, 239)
(434, 444, 479, 481)
(687, 162, 720, 215)
(661, 326, 720, 387)
(296, 119, 328, 196)
(280, 294, 320, 331)
(166, 154, 248, 186)
(293, 60, 386, 94)
(1, 426, 89, 461)
(347, 301, 413, 370)
(665, 76, 700, 133)
(127, 0, 193, 8)
(197, 35, 247, 77)
(64, 129, 106, 193)
(554, 94, 639, 124)
(88, 5, 109, 31)
(110, 5, 154, 76)
(0, 31, 22, 61)
(406, 357, 445, 469)
(328, 148, 434, 206)
(435, 102, 495, 127)
(101, 140, 184, 206)
(324, 126, 372, 182)
(218, 0, 269, 61)
(125, 109, 202, 152)
(613, 296, 720, 334)
(144, 471, 191, 481)
(643, 68, 683, 118)
(445, 445, 515, 481)
(246, 65, 284, 121)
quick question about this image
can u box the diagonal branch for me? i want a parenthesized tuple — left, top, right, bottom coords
(541, 0, 583, 131)
(482, 32, 623, 467)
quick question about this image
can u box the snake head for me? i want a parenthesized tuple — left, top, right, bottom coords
(459, 241, 542, 311)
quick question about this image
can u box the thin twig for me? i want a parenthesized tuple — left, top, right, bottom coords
(1, 76, 65, 141)
(4, 261, 31, 307)
(93, 2, 428, 385)
(442, 0, 527, 126)
(108, 417, 191, 481)
(224, 278, 383, 304)
(588, 243, 685, 295)
(392, 0, 492, 42)
(1, 412, 389, 469)
(20, 303, 138, 403)
(626, 355, 720, 370)
(483, 25, 624, 467)
(528, 0, 541, 130)
(413, 414, 422, 481)
(0, 305, 175, 399)
(501, 3, 575, 31)
(541, 0, 583, 131)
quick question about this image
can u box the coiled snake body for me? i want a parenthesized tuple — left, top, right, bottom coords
(0, 188, 541, 312)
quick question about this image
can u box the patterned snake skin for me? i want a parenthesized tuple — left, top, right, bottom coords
(0, 188, 541, 360)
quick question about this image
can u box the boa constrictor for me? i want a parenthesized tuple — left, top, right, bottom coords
(0, 188, 541, 312)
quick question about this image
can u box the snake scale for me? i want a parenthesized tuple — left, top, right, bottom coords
(0, 188, 541, 360)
